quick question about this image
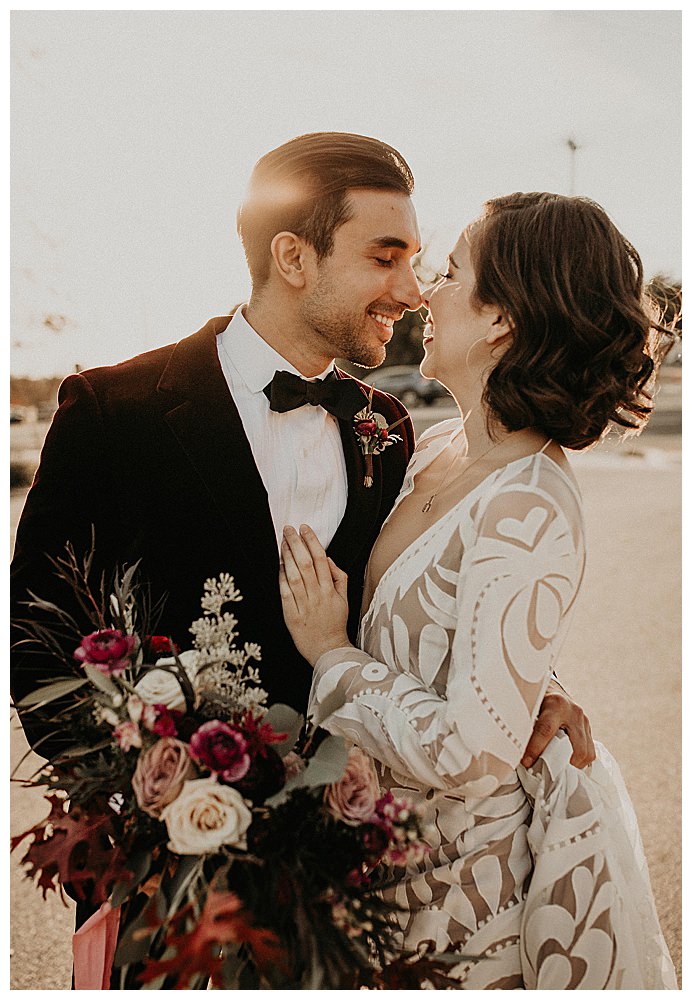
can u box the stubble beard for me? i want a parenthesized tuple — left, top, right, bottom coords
(301, 282, 387, 370)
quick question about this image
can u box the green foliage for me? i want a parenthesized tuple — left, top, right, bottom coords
(10, 462, 33, 489)
(266, 735, 347, 806)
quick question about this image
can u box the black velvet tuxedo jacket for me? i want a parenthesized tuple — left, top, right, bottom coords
(11, 316, 414, 751)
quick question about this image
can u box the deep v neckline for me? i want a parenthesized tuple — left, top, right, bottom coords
(360, 448, 581, 623)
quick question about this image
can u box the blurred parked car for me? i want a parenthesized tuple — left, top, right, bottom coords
(363, 366, 450, 408)
(10, 405, 27, 424)
(37, 401, 58, 421)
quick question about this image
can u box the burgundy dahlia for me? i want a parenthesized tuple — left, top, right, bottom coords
(142, 703, 184, 738)
(355, 419, 377, 437)
(232, 745, 286, 803)
(189, 720, 251, 784)
(74, 629, 136, 676)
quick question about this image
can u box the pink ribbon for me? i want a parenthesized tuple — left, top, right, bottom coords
(72, 901, 121, 990)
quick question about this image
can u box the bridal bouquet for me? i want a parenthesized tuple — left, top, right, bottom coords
(11, 543, 456, 989)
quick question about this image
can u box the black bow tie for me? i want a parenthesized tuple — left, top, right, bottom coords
(263, 370, 367, 421)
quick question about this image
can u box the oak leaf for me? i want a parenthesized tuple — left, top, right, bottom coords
(139, 889, 288, 988)
(11, 794, 131, 904)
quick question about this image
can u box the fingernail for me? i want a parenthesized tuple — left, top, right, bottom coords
(300, 524, 310, 535)
(521, 755, 533, 766)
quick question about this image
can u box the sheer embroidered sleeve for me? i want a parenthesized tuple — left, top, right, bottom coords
(308, 457, 586, 795)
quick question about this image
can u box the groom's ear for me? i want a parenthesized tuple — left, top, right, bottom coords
(270, 232, 311, 289)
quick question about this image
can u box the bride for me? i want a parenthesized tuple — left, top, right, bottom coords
(278, 192, 677, 988)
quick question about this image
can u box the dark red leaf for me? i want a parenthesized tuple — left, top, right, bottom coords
(139, 889, 288, 989)
(11, 794, 131, 904)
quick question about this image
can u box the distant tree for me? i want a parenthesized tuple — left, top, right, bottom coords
(9, 377, 63, 407)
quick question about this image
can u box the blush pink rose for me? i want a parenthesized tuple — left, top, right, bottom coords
(325, 747, 380, 826)
(74, 629, 136, 676)
(132, 737, 195, 817)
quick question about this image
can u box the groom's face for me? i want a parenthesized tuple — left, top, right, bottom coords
(299, 189, 422, 368)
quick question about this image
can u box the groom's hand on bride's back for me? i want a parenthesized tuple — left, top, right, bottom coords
(521, 679, 595, 769)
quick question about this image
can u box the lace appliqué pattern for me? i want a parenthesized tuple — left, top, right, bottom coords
(309, 429, 677, 989)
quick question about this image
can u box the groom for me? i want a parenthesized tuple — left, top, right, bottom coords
(11, 131, 593, 766)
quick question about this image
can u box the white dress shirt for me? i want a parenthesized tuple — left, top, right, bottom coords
(217, 308, 348, 552)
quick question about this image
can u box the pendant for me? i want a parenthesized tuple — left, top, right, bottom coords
(421, 494, 436, 513)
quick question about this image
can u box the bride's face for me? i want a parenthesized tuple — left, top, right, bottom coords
(419, 231, 504, 389)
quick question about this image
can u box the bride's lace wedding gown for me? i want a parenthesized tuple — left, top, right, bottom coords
(308, 420, 676, 989)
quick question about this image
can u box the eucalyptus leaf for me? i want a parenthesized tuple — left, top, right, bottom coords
(266, 735, 348, 806)
(16, 676, 89, 708)
(53, 739, 113, 762)
(262, 704, 303, 758)
(84, 664, 120, 696)
(301, 735, 349, 786)
(162, 854, 202, 917)
(113, 895, 163, 968)
(23, 594, 79, 630)
(219, 944, 246, 989)
(110, 849, 153, 909)
(120, 560, 141, 596)
(142, 973, 167, 990)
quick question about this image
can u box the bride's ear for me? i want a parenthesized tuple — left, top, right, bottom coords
(486, 311, 513, 348)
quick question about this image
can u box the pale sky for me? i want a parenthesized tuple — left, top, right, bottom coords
(11, 10, 681, 378)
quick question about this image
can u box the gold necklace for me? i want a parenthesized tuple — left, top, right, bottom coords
(421, 431, 524, 514)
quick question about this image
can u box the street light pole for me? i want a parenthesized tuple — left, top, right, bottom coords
(567, 137, 580, 196)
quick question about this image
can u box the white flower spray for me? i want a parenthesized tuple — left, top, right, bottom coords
(189, 575, 267, 717)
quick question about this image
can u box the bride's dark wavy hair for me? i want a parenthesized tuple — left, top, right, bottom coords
(469, 193, 666, 450)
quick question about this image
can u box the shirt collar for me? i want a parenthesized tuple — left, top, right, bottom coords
(219, 306, 335, 394)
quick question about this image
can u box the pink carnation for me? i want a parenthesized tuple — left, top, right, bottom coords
(325, 747, 380, 826)
(113, 720, 141, 751)
(74, 629, 136, 676)
(189, 720, 251, 784)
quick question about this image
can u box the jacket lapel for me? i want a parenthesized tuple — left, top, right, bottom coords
(157, 318, 279, 577)
(157, 326, 385, 578)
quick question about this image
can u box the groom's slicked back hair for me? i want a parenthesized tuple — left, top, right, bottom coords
(237, 132, 414, 288)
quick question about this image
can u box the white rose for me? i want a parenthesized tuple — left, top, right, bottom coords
(157, 649, 199, 676)
(161, 778, 252, 855)
(134, 652, 198, 711)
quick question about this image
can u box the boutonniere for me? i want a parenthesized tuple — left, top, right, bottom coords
(353, 388, 407, 487)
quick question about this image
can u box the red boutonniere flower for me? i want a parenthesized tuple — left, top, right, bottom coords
(353, 389, 406, 488)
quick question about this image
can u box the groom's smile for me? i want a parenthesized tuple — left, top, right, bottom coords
(367, 309, 398, 343)
(300, 188, 423, 368)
